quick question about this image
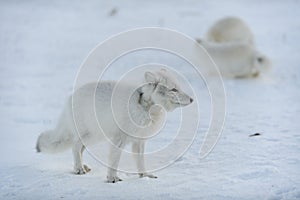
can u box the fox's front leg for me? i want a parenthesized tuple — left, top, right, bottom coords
(107, 137, 126, 183)
(132, 141, 157, 179)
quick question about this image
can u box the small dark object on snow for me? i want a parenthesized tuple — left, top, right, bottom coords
(108, 7, 118, 17)
(249, 133, 261, 137)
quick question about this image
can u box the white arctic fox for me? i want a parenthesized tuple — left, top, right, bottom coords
(199, 17, 271, 78)
(36, 69, 193, 183)
(197, 39, 271, 78)
(206, 16, 255, 45)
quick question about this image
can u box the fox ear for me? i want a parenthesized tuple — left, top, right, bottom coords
(144, 71, 157, 83)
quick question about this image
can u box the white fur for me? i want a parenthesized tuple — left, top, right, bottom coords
(197, 40, 271, 78)
(206, 17, 254, 45)
(36, 69, 193, 183)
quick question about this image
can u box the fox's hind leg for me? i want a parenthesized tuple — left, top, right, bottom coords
(72, 140, 91, 174)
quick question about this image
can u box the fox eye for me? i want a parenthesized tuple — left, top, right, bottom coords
(170, 88, 178, 92)
(257, 57, 263, 63)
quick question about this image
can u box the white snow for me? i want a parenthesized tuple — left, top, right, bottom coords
(1, 0, 300, 199)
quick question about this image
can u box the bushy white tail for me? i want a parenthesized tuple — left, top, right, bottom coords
(36, 129, 73, 153)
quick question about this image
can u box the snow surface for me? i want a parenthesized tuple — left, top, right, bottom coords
(1, 0, 300, 199)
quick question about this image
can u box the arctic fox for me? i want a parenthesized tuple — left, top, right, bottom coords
(206, 16, 254, 45)
(36, 69, 193, 183)
(198, 17, 271, 78)
(197, 39, 271, 78)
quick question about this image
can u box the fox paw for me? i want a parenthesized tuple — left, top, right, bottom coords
(74, 164, 91, 175)
(139, 173, 157, 179)
(107, 176, 122, 183)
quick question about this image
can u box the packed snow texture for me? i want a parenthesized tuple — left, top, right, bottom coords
(1, 0, 300, 199)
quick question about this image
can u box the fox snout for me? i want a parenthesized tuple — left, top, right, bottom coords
(176, 93, 193, 106)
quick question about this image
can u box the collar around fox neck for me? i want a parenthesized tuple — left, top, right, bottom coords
(138, 91, 154, 111)
(137, 83, 157, 111)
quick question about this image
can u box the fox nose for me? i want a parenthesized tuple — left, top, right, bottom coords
(190, 98, 193, 103)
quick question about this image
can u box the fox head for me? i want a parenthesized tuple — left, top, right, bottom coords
(140, 69, 193, 112)
(253, 53, 272, 77)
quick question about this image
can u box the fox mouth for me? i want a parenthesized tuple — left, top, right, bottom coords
(178, 102, 191, 106)
(173, 98, 193, 106)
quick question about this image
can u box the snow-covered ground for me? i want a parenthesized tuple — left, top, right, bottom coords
(1, 0, 300, 199)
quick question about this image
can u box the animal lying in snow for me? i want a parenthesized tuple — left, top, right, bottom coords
(196, 16, 271, 78)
